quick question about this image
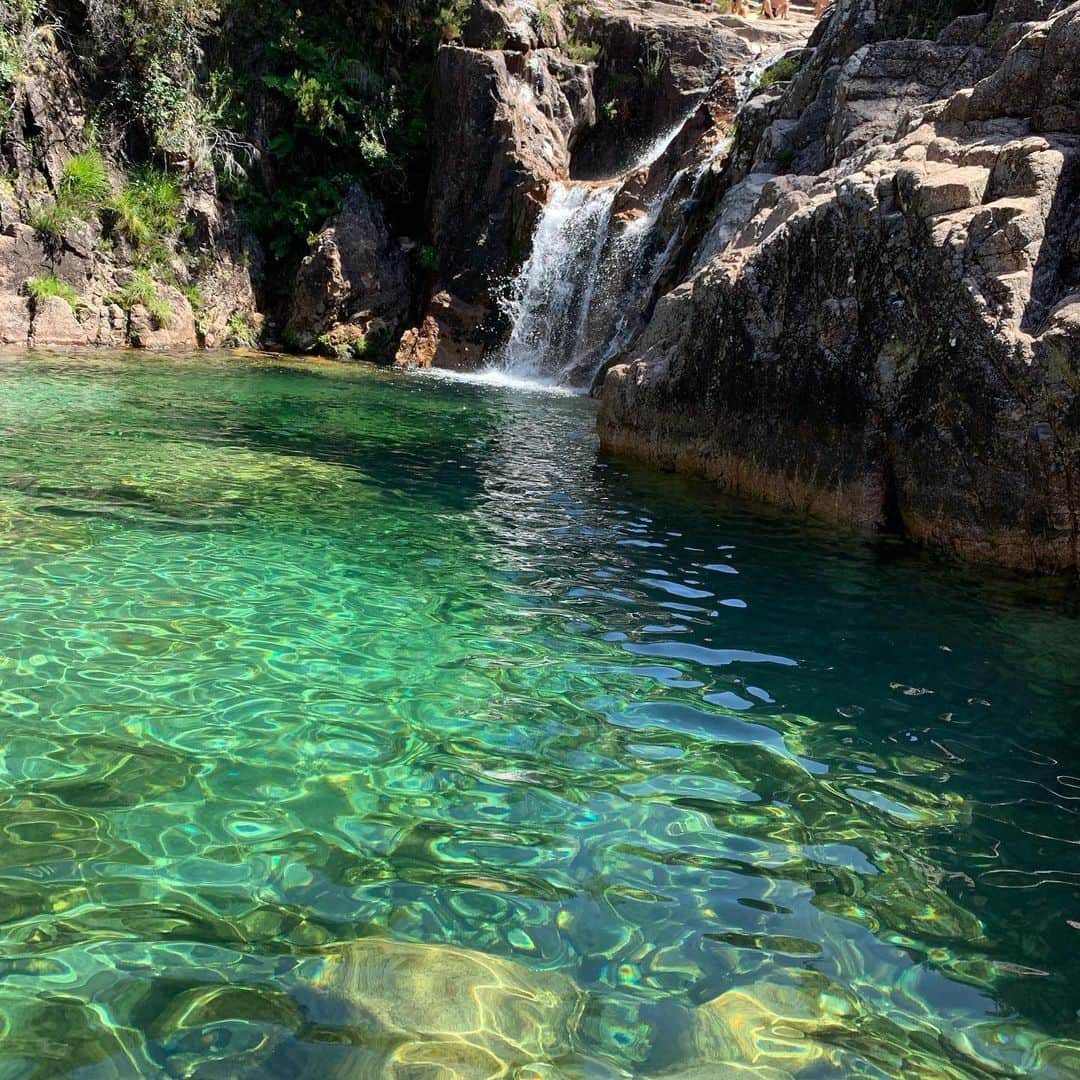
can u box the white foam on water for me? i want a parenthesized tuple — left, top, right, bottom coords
(412, 365, 585, 397)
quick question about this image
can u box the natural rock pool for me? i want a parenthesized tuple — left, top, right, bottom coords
(0, 352, 1077, 1078)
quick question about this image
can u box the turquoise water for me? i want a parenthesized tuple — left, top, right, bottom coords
(0, 351, 1078, 1079)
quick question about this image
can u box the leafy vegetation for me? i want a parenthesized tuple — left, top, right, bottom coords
(225, 314, 259, 347)
(0, 0, 55, 126)
(107, 270, 172, 327)
(215, 1, 444, 281)
(114, 168, 182, 261)
(29, 149, 113, 236)
(758, 53, 803, 91)
(1, 1, 463, 304)
(566, 38, 600, 64)
(25, 273, 78, 308)
(436, 0, 471, 42)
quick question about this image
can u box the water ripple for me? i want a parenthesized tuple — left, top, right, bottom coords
(0, 353, 1075, 1077)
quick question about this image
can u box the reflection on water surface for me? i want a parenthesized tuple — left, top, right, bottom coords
(0, 352, 1077, 1078)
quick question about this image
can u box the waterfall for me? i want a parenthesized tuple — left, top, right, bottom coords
(499, 182, 619, 382)
(492, 45, 804, 388)
(494, 118, 697, 389)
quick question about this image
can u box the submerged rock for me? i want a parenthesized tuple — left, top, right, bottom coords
(304, 937, 583, 1077)
(674, 974, 857, 1075)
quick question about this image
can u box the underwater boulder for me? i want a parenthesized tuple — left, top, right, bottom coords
(305, 937, 583, 1078)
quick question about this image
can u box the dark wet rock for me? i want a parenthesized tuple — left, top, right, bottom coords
(287, 184, 412, 355)
(394, 290, 489, 372)
(571, 0, 755, 177)
(597, 0, 1080, 574)
(428, 45, 595, 295)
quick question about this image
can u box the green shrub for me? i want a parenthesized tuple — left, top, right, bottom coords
(107, 270, 173, 327)
(436, 0, 471, 42)
(566, 38, 600, 64)
(416, 244, 439, 273)
(758, 53, 802, 91)
(25, 273, 78, 308)
(225, 314, 259, 348)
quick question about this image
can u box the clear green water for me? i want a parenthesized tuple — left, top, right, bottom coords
(0, 352, 1078, 1079)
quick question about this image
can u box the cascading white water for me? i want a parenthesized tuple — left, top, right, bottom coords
(494, 48, 798, 388)
(494, 119, 693, 387)
(499, 182, 619, 381)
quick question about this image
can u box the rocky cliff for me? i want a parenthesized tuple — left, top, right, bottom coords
(0, 41, 260, 352)
(595, 0, 1080, 574)
(4, 0, 1078, 575)
(393, 0, 809, 371)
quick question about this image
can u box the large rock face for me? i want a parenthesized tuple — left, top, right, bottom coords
(0, 42, 259, 352)
(416, 41, 596, 368)
(571, 0, 800, 177)
(405, 0, 794, 372)
(598, 0, 1080, 574)
(287, 185, 412, 357)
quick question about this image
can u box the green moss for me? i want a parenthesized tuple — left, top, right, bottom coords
(416, 245, 439, 274)
(25, 274, 79, 309)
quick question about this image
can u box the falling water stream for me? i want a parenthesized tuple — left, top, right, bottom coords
(495, 47, 806, 389)
(496, 118, 693, 388)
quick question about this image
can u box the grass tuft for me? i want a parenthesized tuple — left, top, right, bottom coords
(114, 168, 183, 260)
(25, 273, 79, 308)
(107, 270, 173, 328)
(59, 150, 112, 209)
(758, 53, 802, 91)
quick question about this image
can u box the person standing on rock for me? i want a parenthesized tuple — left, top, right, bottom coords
(732, 0, 750, 15)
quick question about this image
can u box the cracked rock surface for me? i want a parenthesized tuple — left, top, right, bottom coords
(598, 0, 1080, 574)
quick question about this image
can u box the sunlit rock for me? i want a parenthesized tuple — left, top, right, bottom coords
(305, 937, 583, 1077)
